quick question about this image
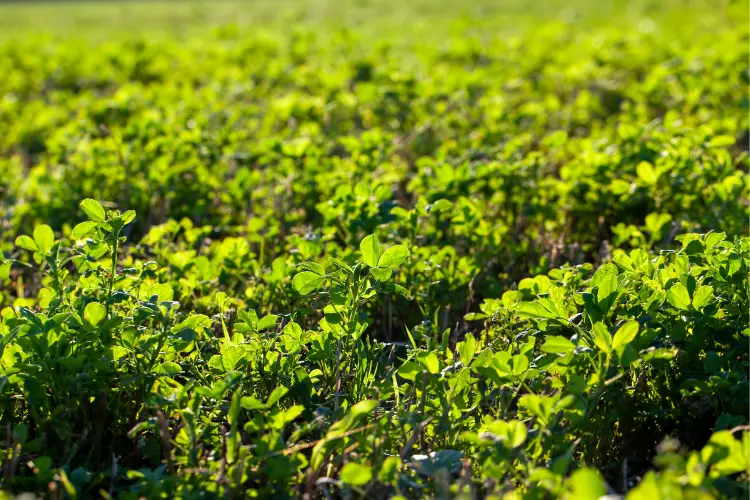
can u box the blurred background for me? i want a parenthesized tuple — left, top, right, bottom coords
(0, 0, 745, 39)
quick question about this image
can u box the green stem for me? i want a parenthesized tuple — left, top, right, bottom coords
(146, 318, 170, 374)
(106, 234, 119, 317)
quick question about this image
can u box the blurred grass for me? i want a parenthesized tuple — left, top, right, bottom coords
(0, 0, 746, 41)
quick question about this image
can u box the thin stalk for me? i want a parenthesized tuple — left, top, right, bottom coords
(334, 338, 342, 412)
(106, 234, 119, 317)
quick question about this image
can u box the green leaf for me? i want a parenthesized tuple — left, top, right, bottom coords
(540, 336, 575, 354)
(292, 272, 323, 295)
(345, 399, 378, 423)
(692, 285, 714, 310)
(516, 301, 559, 320)
(222, 345, 247, 371)
(419, 352, 439, 374)
(215, 292, 228, 310)
(340, 462, 372, 486)
(506, 420, 527, 448)
(359, 234, 381, 268)
(428, 199, 453, 214)
(485, 420, 528, 448)
(566, 468, 607, 500)
(84, 302, 107, 327)
(627, 472, 662, 500)
(121, 210, 136, 225)
(591, 322, 612, 354)
(71, 221, 99, 240)
(257, 314, 279, 331)
(312, 400, 377, 470)
(458, 333, 477, 367)
(153, 362, 182, 375)
(378, 456, 402, 483)
(0, 260, 10, 280)
(682, 240, 704, 255)
(464, 312, 487, 321)
(240, 397, 266, 410)
(33, 225, 54, 254)
(707, 135, 735, 148)
(80, 198, 106, 222)
(397, 361, 420, 381)
(613, 253, 634, 272)
(298, 261, 325, 276)
(597, 273, 618, 305)
(666, 283, 691, 310)
(371, 266, 392, 281)
(378, 245, 410, 269)
(265, 386, 289, 407)
(15, 235, 38, 251)
(510, 354, 529, 377)
(702, 431, 747, 476)
(329, 257, 353, 274)
(611, 320, 639, 352)
(636, 161, 659, 185)
(208, 355, 224, 372)
(704, 232, 726, 249)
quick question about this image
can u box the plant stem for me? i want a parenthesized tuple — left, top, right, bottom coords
(106, 234, 119, 317)
(334, 337, 342, 412)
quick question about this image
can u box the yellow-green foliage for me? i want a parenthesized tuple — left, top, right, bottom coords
(0, 1, 748, 498)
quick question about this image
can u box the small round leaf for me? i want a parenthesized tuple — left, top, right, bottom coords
(340, 463, 372, 486)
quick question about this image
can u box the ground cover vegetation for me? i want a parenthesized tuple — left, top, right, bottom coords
(0, 0, 748, 498)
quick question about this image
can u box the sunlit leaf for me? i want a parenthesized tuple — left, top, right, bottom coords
(84, 302, 107, 327)
(378, 245, 410, 269)
(292, 272, 323, 295)
(80, 198, 106, 222)
(359, 234, 381, 268)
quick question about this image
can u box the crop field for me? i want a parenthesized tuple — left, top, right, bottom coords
(0, 0, 748, 498)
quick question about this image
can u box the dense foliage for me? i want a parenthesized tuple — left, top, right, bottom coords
(0, 1, 748, 498)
